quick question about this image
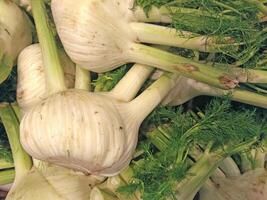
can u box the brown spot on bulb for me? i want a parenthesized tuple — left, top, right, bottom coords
(37, 65, 44, 73)
(4, 0, 12, 4)
(215, 183, 220, 189)
(17, 90, 25, 100)
(4, 28, 11, 36)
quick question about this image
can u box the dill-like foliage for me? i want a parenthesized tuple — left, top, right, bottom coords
(136, 0, 267, 67)
(0, 68, 17, 163)
(92, 65, 130, 92)
(0, 143, 12, 163)
(119, 99, 265, 200)
(135, 0, 174, 13)
(0, 68, 17, 103)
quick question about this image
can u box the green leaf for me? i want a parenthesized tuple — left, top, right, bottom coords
(93, 65, 130, 92)
(0, 53, 13, 85)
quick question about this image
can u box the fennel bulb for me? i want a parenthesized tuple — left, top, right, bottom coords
(200, 169, 267, 200)
(20, 71, 177, 176)
(0, 0, 32, 83)
(6, 163, 102, 200)
(51, 0, 242, 89)
(90, 186, 119, 200)
(17, 44, 75, 112)
(0, 103, 101, 200)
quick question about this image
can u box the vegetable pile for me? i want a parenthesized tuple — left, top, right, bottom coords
(1, 0, 267, 199)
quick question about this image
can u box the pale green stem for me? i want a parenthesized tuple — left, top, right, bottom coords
(133, 6, 235, 23)
(0, 160, 14, 170)
(244, 0, 267, 15)
(251, 148, 266, 169)
(218, 157, 240, 177)
(118, 167, 141, 199)
(97, 164, 140, 200)
(129, 43, 237, 89)
(131, 22, 236, 53)
(10, 103, 21, 122)
(101, 176, 138, 200)
(240, 152, 252, 172)
(176, 78, 267, 109)
(31, 0, 66, 94)
(119, 167, 134, 183)
(217, 89, 267, 109)
(109, 64, 154, 102)
(75, 65, 91, 91)
(188, 145, 226, 178)
(0, 46, 13, 85)
(129, 72, 178, 124)
(193, 51, 200, 61)
(225, 67, 267, 83)
(133, 6, 171, 23)
(174, 153, 223, 200)
(0, 104, 32, 181)
(0, 169, 15, 185)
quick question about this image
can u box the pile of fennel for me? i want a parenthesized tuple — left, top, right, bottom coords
(0, 0, 267, 199)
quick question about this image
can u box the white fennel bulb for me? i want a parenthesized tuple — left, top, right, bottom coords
(0, 0, 32, 63)
(51, 0, 239, 89)
(0, 0, 32, 84)
(90, 186, 118, 200)
(0, 100, 101, 200)
(6, 163, 102, 200)
(200, 169, 267, 200)
(16, 44, 75, 112)
(20, 70, 177, 176)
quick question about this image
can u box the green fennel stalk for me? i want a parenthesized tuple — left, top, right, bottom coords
(31, 0, 66, 94)
(0, 104, 32, 182)
(0, 169, 15, 186)
(0, 104, 32, 187)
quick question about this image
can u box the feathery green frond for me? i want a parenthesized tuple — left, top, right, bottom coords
(119, 99, 265, 200)
(136, 0, 267, 67)
(93, 65, 130, 92)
